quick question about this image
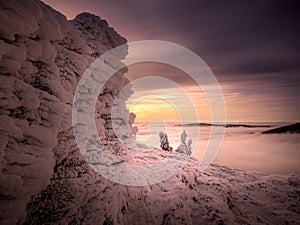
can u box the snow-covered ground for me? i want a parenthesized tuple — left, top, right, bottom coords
(25, 147, 300, 225)
(0, 0, 299, 224)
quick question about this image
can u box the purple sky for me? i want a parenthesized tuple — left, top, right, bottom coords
(43, 0, 300, 121)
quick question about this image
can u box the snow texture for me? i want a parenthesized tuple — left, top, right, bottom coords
(0, 0, 132, 224)
(0, 0, 299, 224)
(24, 149, 300, 225)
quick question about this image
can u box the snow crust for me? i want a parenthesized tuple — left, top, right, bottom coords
(24, 148, 300, 225)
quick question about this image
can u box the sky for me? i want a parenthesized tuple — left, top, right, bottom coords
(43, 0, 300, 122)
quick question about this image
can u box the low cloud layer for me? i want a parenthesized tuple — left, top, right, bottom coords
(214, 133, 300, 174)
(136, 123, 300, 174)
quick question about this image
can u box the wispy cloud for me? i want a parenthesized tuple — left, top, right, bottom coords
(43, 0, 300, 121)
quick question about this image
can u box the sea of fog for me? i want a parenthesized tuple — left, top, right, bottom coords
(134, 121, 300, 175)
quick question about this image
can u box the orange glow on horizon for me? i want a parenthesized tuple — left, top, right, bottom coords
(127, 97, 182, 122)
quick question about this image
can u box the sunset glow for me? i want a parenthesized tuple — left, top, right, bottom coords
(127, 97, 181, 122)
(43, 0, 300, 122)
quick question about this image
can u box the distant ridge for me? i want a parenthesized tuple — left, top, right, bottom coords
(178, 123, 272, 128)
(262, 123, 300, 134)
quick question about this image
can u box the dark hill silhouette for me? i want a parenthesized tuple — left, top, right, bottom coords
(179, 123, 271, 128)
(262, 123, 300, 134)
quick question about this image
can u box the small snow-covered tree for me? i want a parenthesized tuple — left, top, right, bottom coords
(175, 130, 192, 155)
(159, 132, 173, 151)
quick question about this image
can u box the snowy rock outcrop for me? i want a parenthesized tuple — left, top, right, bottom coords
(0, 0, 135, 224)
(0, 1, 299, 225)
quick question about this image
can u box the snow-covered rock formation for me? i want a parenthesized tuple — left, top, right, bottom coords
(0, 0, 299, 225)
(0, 0, 134, 224)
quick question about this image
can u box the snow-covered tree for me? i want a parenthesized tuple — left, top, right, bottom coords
(159, 132, 173, 151)
(175, 130, 192, 155)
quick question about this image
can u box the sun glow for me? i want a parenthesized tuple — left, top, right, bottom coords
(127, 96, 181, 122)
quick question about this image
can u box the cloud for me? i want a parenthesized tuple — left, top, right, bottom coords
(219, 60, 300, 76)
(214, 132, 300, 174)
(43, 0, 300, 121)
(136, 123, 300, 174)
(44, 0, 300, 78)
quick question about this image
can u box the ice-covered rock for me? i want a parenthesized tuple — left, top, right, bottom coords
(0, 0, 134, 224)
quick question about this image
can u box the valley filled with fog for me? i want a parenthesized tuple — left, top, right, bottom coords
(135, 121, 300, 174)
